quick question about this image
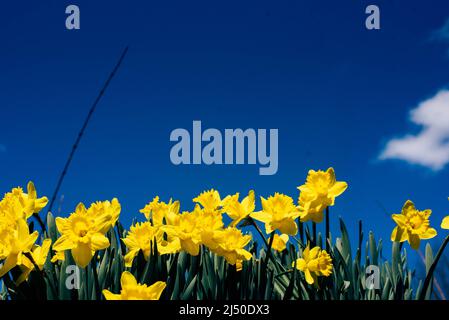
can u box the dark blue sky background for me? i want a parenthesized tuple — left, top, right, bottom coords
(1, 1, 449, 263)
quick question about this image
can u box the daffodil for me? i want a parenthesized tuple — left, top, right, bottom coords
(102, 271, 166, 300)
(140, 196, 180, 226)
(250, 193, 300, 235)
(223, 190, 255, 227)
(211, 227, 252, 265)
(123, 222, 158, 267)
(391, 200, 437, 250)
(162, 209, 202, 256)
(440, 197, 449, 230)
(0, 219, 39, 278)
(195, 207, 224, 250)
(272, 234, 289, 252)
(87, 198, 121, 232)
(23, 182, 49, 217)
(297, 168, 347, 223)
(122, 222, 181, 267)
(52, 203, 111, 268)
(193, 189, 222, 213)
(17, 239, 52, 284)
(0, 182, 48, 221)
(294, 245, 333, 285)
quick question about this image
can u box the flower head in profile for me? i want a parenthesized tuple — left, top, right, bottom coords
(193, 189, 222, 213)
(211, 227, 252, 265)
(391, 200, 437, 250)
(52, 203, 111, 268)
(272, 234, 289, 252)
(223, 190, 255, 227)
(87, 198, 121, 232)
(293, 244, 333, 285)
(195, 207, 224, 249)
(140, 196, 180, 226)
(0, 219, 39, 278)
(123, 222, 159, 267)
(102, 271, 166, 300)
(0, 182, 48, 221)
(122, 222, 180, 267)
(250, 193, 300, 235)
(162, 208, 202, 256)
(298, 168, 347, 223)
(17, 239, 52, 284)
(440, 197, 449, 230)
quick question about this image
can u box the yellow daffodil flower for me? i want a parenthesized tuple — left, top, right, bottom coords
(23, 181, 49, 217)
(140, 196, 180, 226)
(102, 271, 166, 300)
(440, 197, 449, 230)
(162, 210, 202, 256)
(122, 222, 181, 267)
(123, 222, 159, 267)
(223, 190, 255, 227)
(17, 239, 52, 284)
(391, 200, 437, 250)
(52, 203, 111, 268)
(250, 193, 300, 235)
(87, 198, 121, 232)
(194, 207, 224, 250)
(298, 168, 347, 223)
(294, 245, 333, 285)
(0, 182, 48, 221)
(0, 219, 39, 278)
(210, 227, 252, 265)
(193, 189, 222, 213)
(272, 234, 289, 252)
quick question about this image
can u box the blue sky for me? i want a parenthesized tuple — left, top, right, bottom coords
(1, 0, 449, 264)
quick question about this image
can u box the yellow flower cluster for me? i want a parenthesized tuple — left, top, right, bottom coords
(124, 190, 253, 267)
(0, 182, 50, 283)
(3, 167, 449, 299)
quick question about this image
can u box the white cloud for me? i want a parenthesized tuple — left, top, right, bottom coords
(379, 90, 449, 170)
(432, 18, 449, 42)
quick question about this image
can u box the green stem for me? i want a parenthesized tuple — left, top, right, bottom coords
(419, 235, 449, 300)
(262, 232, 276, 271)
(249, 218, 269, 248)
(249, 218, 286, 272)
(312, 222, 317, 246)
(33, 213, 46, 233)
(84, 267, 89, 300)
(23, 252, 48, 287)
(297, 218, 304, 245)
(90, 258, 100, 300)
(23, 252, 56, 300)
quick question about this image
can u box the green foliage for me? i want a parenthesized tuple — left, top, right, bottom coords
(0, 214, 429, 300)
